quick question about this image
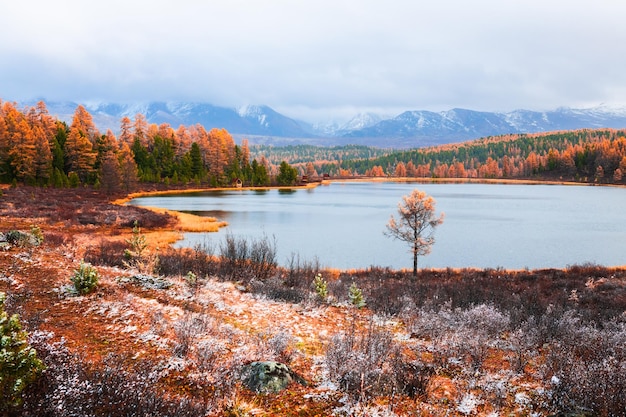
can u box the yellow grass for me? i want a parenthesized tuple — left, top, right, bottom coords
(144, 230, 185, 247)
(139, 205, 228, 233)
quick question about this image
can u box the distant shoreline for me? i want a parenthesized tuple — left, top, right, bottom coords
(116, 176, 625, 205)
(112, 178, 626, 271)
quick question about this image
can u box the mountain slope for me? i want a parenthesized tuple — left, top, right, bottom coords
(345, 106, 626, 146)
(30, 100, 626, 148)
(37, 101, 317, 138)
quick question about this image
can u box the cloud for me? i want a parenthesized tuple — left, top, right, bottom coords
(2, 0, 626, 122)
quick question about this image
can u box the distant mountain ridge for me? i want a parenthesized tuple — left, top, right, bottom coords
(343, 106, 626, 147)
(29, 100, 626, 148)
(34, 101, 317, 139)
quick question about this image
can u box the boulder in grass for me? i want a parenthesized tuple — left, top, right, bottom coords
(242, 361, 306, 394)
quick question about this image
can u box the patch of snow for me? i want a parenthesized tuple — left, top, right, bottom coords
(515, 391, 531, 406)
(121, 325, 138, 333)
(457, 392, 482, 415)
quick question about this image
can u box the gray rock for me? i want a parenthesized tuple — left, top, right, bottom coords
(241, 361, 306, 394)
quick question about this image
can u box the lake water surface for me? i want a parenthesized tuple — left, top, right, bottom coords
(129, 182, 626, 270)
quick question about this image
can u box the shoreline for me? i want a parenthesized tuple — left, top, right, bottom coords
(115, 178, 626, 272)
(116, 176, 625, 206)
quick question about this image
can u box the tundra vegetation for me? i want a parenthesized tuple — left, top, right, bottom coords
(0, 186, 624, 416)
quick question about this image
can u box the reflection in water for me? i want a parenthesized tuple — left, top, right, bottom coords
(185, 210, 231, 220)
(278, 189, 297, 195)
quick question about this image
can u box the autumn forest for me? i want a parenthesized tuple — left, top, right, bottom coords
(0, 100, 272, 191)
(3, 99, 626, 192)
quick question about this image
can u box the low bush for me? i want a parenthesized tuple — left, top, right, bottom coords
(541, 317, 626, 416)
(118, 274, 172, 290)
(84, 239, 127, 267)
(325, 322, 432, 400)
(157, 243, 218, 279)
(70, 262, 99, 295)
(4, 230, 39, 247)
(284, 253, 320, 289)
(250, 277, 307, 303)
(219, 234, 277, 282)
(21, 331, 207, 417)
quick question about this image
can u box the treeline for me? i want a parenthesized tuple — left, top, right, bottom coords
(337, 129, 626, 183)
(250, 144, 392, 165)
(0, 100, 280, 191)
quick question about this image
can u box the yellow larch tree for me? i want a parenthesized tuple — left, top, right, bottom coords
(119, 116, 133, 146)
(8, 119, 37, 182)
(64, 127, 97, 183)
(70, 105, 100, 146)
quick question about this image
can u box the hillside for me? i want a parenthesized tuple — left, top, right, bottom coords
(1, 186, 625, 416)
(256, 129, 626, 186)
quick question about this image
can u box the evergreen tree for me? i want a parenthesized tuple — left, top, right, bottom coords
(189, 142, 205, 181)
(251, 159, 269, 186)
(276, 161, 298, 185)
(0, 292, 44, 411)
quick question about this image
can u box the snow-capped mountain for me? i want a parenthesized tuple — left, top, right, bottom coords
(343, 106, 626, 147)
(28, 100, 626, 148)
(312, 112, 384, 137)
(35, 101, 317, 139)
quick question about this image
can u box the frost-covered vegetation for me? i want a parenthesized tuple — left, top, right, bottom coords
(1, 186, 625, 416)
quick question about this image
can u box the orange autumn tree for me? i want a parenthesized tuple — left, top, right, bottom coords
(62, 105, 99, 184)
(70, 105, 100, 146)
(0, 101, 57, 184)
(118, 116, 133, 146)
(64, 128, 97, 184)
(118, 142, 139, 192)
(385, 189, 444, 276)
(8, 118, 37, 183)
(32, 124, 53, 184)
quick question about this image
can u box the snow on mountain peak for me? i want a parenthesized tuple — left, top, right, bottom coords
(237, 105, 270, 127)
(340, 112, 383, 131)
(237, 104, 264, 117)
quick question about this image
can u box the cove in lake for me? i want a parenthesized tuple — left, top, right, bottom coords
(129, 182, 626, 270)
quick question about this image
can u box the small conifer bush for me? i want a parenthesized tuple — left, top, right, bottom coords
(0, 292, 44, 411)
(349, 282, 366, 308)
(71, 261, 99, 295)
(313, 273, 328, 301)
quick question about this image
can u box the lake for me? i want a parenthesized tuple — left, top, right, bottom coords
(128, 182, 626, 270)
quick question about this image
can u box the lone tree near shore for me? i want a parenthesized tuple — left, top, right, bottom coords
(385, 189, 444, 276)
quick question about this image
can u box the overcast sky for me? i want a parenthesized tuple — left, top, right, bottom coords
(2, 0, 626, 123)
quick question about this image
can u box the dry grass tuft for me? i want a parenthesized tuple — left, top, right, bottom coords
(138, 206, 228, 233)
